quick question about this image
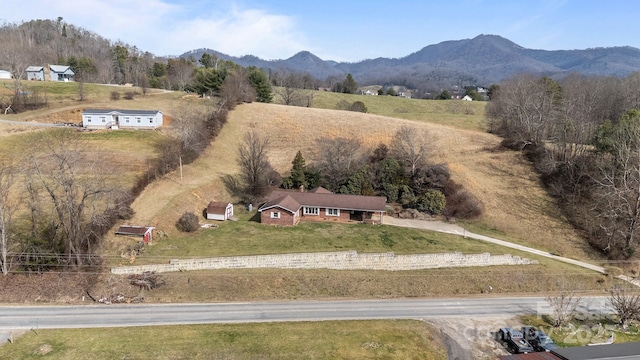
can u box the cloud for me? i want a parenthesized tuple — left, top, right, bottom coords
(1, 0, 309, 58)
(160, 6, 310, 58)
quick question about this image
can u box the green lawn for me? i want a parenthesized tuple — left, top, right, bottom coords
(0, 320, 447, 360)
(137, 210, 524, 263)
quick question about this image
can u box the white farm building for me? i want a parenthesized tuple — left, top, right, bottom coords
(82, 109, 163, 129)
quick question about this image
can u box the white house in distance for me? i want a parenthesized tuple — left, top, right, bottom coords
(206, 201, 234, 221)
(82, 109, 163, 129)
(0, 70, 12, 80)
(48, 65, 74, 82)
(26, 66, 45, 81)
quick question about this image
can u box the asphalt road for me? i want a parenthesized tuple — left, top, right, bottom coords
(0, 296, 609, 331)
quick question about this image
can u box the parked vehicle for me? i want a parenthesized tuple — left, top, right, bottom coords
(522, 326, 558, 352)
(497, 327, 534, 354)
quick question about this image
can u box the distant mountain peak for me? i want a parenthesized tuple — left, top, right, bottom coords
(178, 35, 640, 86)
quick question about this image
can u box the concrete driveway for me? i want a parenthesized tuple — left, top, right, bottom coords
(383, 216, 637, 283)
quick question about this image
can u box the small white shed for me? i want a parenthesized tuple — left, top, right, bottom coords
(206, 201, 234, 221)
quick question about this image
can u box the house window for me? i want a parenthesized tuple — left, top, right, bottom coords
(303, 207, 319, 215)
(136, 117, 141, 123)
(270, 211, 281, 219)
(100, 116, 106, 123)
(86, 116, 91, 122)
(124, 117, 130, 123)
(326, 208, 340, 216)
(148, 117, 154, 123)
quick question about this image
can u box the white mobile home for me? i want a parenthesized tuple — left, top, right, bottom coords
(82, 109, 163, 129)
(0, 70, 12, 80)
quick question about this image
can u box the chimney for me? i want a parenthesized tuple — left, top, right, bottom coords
(299, 185, 304, 192)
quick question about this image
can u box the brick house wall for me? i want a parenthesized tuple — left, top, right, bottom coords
(301, 207, 351, 223)
(260, 208, 298, 226)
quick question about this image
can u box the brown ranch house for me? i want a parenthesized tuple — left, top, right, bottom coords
(258, 187, 386, 226)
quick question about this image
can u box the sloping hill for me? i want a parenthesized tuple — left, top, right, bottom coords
(125, 102, 593, 259)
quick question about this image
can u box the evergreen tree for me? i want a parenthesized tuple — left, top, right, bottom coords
(343, 73, 358, 94)
(247, 67, 273, 103)
(289, 151, 307, 189)
(437, 90, 451, 100)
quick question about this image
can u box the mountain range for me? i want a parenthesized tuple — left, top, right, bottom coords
(181, 34, 640, 87)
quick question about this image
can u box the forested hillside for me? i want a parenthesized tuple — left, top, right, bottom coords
(487, 72, 640, 259)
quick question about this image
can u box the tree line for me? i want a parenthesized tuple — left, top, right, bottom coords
(226, 126, 483, 220)
(487, 72, 640, 259)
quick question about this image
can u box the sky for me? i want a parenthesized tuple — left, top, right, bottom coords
(1, 0, 638, 62)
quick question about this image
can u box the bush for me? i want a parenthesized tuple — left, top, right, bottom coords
(176, 211, 199, 232)
(110, 91, 121, 101)
(417, 189, 446, 215)
(123, 91, 138, 100)
(443, 189, 484, 219)
(349, 101, 367, 113)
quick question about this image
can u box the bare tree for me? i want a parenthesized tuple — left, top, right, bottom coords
(390, 126, 432, 177)
(28, 129, 115, 267)
(545, 283, 582, 327)
(608, 285, 640, 329)
(220, 68, 256, 108)
(592, 110, 640, 256)
(167, 57, 195, 91)
(237, 130, 278, 202)
(486, 74, 562, 146)
(313, 137, 362, 191)
(273, 70, 314, 106)
(168, 104, 208, 163)
(0, 163, 17, 275)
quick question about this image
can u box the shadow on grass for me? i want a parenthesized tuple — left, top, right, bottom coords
(248, 211, 261, 223)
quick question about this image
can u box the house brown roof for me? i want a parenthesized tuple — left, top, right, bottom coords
(207, 201, 231, 215)
(258, 188, 386, 214)
(308, 186, 333, 194)
(115, 226, 153, 236)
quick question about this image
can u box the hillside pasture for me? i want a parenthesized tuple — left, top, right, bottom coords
(118, 101, 593, 263)
(306, 90, 488, 131)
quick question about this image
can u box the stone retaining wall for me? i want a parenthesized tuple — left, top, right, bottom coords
(111, 251, 538, 275)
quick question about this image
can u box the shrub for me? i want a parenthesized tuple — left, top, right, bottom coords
(349, 101, 367, 113)
(110, 91, 121, 101)
(417, 189, 446, 215)
(123, 91, 138, 100)
(443, 189, 484, 219)
(176, 211, 199, 232)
